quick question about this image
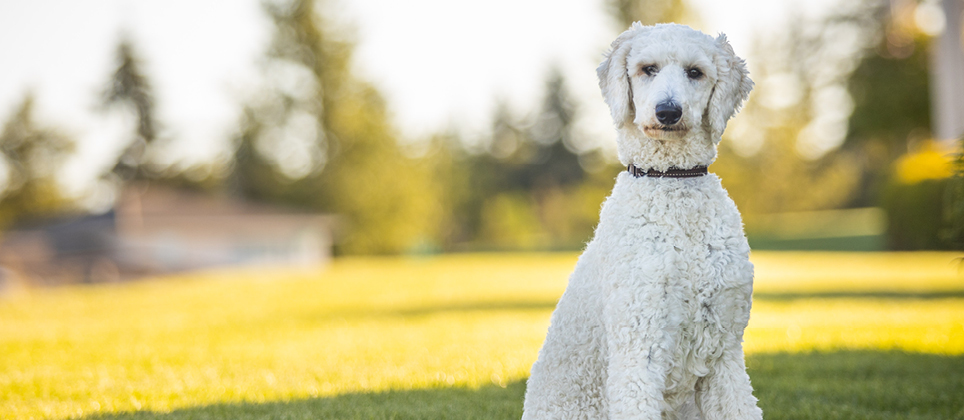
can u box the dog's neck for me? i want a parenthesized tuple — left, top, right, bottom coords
(615, 126, 717, 172)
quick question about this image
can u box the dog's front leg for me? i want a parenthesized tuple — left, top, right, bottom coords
(603, 265, 676, 419)
(694, 268, 761, 420)
(694, 342, 762, 420)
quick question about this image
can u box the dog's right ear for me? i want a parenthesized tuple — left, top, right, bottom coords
(706, 34, 753, 144)
(597, 23, 645, 128)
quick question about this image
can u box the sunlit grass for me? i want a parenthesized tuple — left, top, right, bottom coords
(0, 252, 961, 419)
(747, 299, 964, 354)
(751, 251, 963, 293)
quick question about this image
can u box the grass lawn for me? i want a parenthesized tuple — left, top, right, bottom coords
(1, 252, 963, 419)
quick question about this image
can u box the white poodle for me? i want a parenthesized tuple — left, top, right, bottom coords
(522, 23, 761, 420)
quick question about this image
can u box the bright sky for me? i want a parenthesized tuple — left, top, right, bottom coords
(0, 0, 840, 197)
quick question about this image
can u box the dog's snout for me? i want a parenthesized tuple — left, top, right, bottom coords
(655, 102, 682, 125)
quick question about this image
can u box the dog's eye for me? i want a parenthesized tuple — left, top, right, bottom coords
(641, 65, 658, 76)
(686, 68, 704, 79)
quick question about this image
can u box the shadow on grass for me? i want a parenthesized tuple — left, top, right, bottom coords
(754, 290, 964, 301)
(343, 291, 964, 321)
(80, 351, 963, 420)
(304, 300, 560, 322)
(82, 381, 528, 420)
(310, 292, 964, 322)
(378, 300, 559, 317)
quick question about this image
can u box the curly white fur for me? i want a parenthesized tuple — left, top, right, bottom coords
(522, 23, 761, 420)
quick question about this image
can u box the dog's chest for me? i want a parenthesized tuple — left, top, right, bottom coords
(598, 174, 749, 264)
(593, 174, 753, 373)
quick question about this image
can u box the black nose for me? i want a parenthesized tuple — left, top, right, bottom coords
(655, 102, 682, 125)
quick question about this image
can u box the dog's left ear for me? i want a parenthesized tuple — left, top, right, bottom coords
(705, 34, 753, 144)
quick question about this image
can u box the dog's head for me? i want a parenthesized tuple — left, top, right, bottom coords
(598, 23, 753, 147)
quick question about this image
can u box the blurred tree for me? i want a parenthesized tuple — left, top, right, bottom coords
(713, 14, 865, 218)
(606, 0, 688, 27)
(478, 69, 586, 192)
(453, 68, 613, 250)
(527, 69, 586, 188)
(841, 1, 933, 207)
(232, 0, 442, 254)
(0, 93, 75, 227)
(229, 106, 290, 203)
(944, 142, 964, 249)
(882, 141, 953, 249)
(831, 0, 949, 249)
(713, 0, 949, 251)
(847, 42, 931, 157)
(101, 36, 161, 180)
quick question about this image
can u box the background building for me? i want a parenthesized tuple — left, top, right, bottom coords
(0, 184, 334, 285)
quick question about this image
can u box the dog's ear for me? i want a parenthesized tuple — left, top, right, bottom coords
(705, 34, 753, 143)
(597, 23, 645, 128)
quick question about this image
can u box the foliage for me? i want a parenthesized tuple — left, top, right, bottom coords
(230, 0, 443, 254)
(846, 38, 932, 160)
(878, 142, 955, 250)
(100, 37, 162, 180)
(713, 14, 865, 216)
(0, 252, 962, 419)
(713, 0, 938, 240)
(944, 142, 964, 249)
(229, 107, 285, 202)
(443, 69, 617, 250)
(0, 93, 75, 228)
(187, 0, 943, 253)
(715, 134, 860, 217)
(882, 178, 948, 250)
(605, 0, 688, 28)
(842, 2, 934, 207)
(0, 0, 943, 255)
(823, 0, 954, 250)
(894, 142, 953, 183)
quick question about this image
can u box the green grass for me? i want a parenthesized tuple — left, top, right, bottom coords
(749, 351, 964, 420)
(1, 252, 963, 419)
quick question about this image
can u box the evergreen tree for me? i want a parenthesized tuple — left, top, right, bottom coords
(101, 36, 160, 180)
(0, 93, 75, 227)
(526, 68, 585, 189)
(475, 69, 586, 194)
(457, 68, 606, 249)
(229, 106, 288, 202)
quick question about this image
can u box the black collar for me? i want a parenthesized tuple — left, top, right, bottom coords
(627, 164, 708, 178)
